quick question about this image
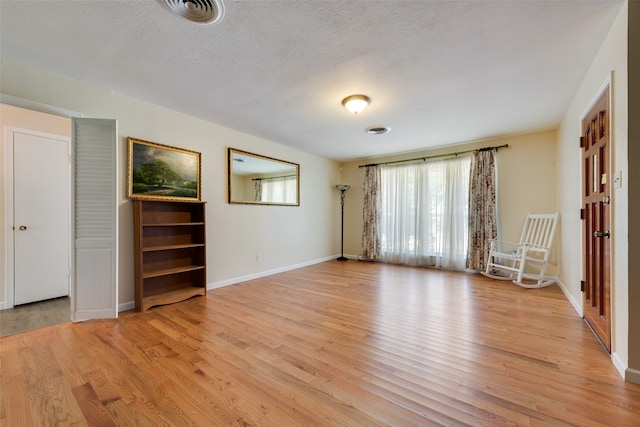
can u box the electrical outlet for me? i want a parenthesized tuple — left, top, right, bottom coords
(256, 253, 261, 262)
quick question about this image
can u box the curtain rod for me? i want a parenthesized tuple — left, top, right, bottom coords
(252, 174, 296, 181)
(358, 144, 509, 168)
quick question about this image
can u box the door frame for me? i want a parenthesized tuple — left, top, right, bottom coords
(3, 126, 72, 309)
(580, 74, 614, 347)
(2, 101, 118, 322)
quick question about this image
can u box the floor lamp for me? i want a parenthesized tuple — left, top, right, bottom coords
(336, 184, 350, 261)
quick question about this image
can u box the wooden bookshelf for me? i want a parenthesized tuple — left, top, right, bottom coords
(133, 200, 206, 311)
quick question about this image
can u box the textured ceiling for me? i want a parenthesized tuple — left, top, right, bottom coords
(0, 0, 624, 161)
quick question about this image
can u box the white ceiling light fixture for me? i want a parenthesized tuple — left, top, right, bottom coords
(341, 94, 370, 115)
(157, 0, 225, 25)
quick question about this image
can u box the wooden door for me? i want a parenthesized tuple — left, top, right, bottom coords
(13, 130, 70, 305)
(582, 87, 611, 352)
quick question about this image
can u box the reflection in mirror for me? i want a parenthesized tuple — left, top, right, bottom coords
(228, 148, 300, 206)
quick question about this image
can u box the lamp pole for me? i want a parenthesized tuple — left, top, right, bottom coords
(336, 184, 350, 261)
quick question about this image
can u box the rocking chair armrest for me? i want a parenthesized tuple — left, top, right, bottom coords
(488, 239, 518, 244)
(488, 239, 522, 256)
(488, 239, 520, 247)
(519, 243, 551, 251)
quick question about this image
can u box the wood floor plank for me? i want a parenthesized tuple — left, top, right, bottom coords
(2, 260, 640, 426)
(72, 382, 118, 427)
(154, 355, 257, 426)
(122, 364, 197, 427)
(18, 330, 63, 387)
(194, 329, 340, 426)
(83, 368, 131, 408)
(102, 398, 153, 427)
(27, 376, 87, 426)
(1, 375, 35, 426)
(0, 337, 22, 378)
(49, 329, 87, 389)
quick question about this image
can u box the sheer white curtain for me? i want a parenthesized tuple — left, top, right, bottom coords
(379, 156, 471, 270)
(260, 177, 297, 203)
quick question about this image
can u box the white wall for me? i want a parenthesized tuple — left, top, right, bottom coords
(338, 130, 558, 268)
(556, 3, 630, 377)
(0, 60, 340, 308)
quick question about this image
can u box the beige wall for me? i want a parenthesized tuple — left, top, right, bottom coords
(338, 130, 558, 269)
(556, 3, 633, 379)
(0, 104, 72, 304)
(231, 174, 250, 201)
(0, 60, 341, 308)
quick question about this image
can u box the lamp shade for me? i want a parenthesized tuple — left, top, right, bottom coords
(341, 95, 370, 114)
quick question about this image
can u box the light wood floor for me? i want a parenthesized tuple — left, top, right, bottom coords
(1, 261, 639, 426)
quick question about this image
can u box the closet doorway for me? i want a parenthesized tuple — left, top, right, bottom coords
(1, 104, 72, 336)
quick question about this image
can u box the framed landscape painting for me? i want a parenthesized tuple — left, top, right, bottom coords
(127, 137, 201, 201)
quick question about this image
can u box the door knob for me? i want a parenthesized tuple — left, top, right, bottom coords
(594, 230, 610, 239)
(18, 225, 27, 231)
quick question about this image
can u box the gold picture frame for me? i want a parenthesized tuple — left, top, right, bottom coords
(127, 137, 201, 202)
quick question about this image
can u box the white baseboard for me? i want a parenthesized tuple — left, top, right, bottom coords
(117, 255, 342, 310)
(625, 366, 640, 384)
(208, 255, 338, 290)
(552, 276, 583, 316)
(0, 301, 5, 310)
(72, 309, 118, 322)
(612, 351, 628, 380)
(118, 301, 135, 313)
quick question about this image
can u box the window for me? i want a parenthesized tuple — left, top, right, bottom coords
(260, 176, 297, 204)
(379, 156, 471, 270)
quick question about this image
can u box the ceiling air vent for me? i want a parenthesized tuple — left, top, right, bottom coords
(158, 0, 225, 25)
(365, 125, 391, 135)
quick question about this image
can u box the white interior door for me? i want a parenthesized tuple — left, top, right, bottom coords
(13, 130, 70, 305)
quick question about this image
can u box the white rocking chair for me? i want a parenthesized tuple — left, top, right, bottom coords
(482, 213, 558, 288)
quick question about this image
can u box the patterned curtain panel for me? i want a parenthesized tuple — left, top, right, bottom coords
(254, 179, 262, 201)
(361, 165, 381, 260)
(466, 150, 497, 270)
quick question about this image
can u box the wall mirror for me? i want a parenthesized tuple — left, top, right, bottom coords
(228, 148, 300, 206)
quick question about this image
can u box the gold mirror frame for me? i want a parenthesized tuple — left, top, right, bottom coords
(228, 148, 300, 206)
